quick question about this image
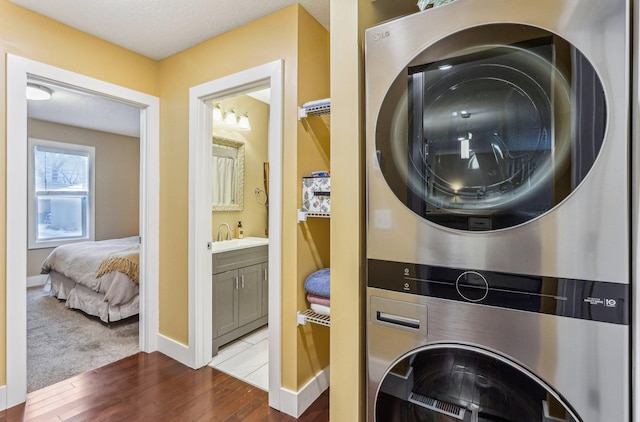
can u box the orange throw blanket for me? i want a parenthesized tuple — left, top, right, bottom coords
(96, 247, 139, 283)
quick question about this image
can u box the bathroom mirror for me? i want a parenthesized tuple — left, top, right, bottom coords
(211, 137, 244, 211)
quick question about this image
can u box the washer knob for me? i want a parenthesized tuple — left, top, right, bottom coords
(456, 271, 489, 302)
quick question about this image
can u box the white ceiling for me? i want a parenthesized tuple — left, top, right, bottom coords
(9, 0, 329, 60)
(27, 81, 142, 137)
(17, 0, 328, 137)
(247, 88, 271, 105)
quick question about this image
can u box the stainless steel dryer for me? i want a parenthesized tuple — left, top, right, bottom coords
(365, 0, 631, 421)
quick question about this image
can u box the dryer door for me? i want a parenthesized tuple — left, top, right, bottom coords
(375, 345, 580, 422)
(375, 23, 606, 231)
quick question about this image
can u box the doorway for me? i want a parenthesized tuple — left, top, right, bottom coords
(26, 79, 142, 392)
(6, 55, 160, 408)
(208, 88, 270, 390)
(188, 60, 283, 410)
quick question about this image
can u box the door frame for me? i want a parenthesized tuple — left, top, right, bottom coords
(5, 54, 160, 408)
(188, 60, 283, 409)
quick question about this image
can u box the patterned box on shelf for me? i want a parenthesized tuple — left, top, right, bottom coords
(302, 177, 331, 213)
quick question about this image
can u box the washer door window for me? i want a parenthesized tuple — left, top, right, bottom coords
(375, 24, 606, 231)
(376, 345, 580, 421)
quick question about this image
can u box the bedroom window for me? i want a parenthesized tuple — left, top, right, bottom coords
(28, 138, 95, 249)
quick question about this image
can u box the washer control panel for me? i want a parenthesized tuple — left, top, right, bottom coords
(455, 271, 488, 302)
(367, 259, 628, 325)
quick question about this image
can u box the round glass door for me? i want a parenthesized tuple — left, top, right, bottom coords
(375, 345, 579, 421)
(375, 23, 606, 231)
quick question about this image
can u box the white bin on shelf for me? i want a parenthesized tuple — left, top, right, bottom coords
(302, 176, 330, 214)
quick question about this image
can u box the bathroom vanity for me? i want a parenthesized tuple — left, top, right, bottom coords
(211, 237, 268, 356)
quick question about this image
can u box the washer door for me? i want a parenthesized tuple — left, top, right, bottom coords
(376, 23, 606, 231)
(375, 345, 580, 422)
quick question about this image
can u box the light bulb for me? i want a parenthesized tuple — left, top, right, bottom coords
(223, 109, 237, 127)
(212, 104, 223, 124)
(237, 113, 251, 131)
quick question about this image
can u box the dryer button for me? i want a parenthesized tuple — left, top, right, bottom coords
(456, 271, 489, 302)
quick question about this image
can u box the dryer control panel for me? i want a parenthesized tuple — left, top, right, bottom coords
(367, 259, 628, 325)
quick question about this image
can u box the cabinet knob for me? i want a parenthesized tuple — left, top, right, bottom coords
(235, 277, 239, 290)
(241, 275, 245, 289)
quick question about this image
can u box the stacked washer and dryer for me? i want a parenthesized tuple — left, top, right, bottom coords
(365, 0, 631, 421)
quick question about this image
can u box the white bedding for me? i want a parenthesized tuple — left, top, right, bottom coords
(41, 237, 140, 322)
(41, 236, 139, 293)
(49, 270, 139, 323)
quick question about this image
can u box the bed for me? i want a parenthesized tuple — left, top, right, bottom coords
(41, 236, 140, 323)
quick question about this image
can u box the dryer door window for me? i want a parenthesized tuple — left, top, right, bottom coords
(375, 24, 606, 231)
(376, 345, 579, 421)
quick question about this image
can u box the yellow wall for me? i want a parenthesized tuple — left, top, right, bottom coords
(156, 3, 298, 345)
(3, 0, 331, 401)
(330, 0, 419, 420)
(213, 95, 270, 239)
(295, 6, 331, 387)
(157, 4, 331, 390)
(0, 0, 158, 387)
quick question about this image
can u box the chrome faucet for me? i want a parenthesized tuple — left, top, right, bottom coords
(217, 223, 231, 241)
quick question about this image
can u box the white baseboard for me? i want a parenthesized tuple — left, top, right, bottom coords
(156, 334, 194, 368)
(0, 385, 7, 411)
(27, 275, 48, 288)
(279, 366, 330, 418)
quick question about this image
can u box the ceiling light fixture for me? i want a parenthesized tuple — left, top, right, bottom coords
(26, 83, 52, 101)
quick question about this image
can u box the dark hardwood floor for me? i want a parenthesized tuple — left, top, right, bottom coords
(1, 352, 329, 421)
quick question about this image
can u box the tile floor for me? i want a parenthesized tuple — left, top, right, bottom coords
(208, 325, 269, 391)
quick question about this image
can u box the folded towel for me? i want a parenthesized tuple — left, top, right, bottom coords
(307, 294, 330, 307)
(304, 268, 330, 297)
(311, 303, 330, 316)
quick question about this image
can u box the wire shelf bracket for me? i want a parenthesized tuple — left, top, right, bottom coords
(298, 98, 331, 120)
(297, 209, 331, 223)
(297, 309, 330, 327)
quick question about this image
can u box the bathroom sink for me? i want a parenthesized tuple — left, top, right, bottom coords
(211, 236, 269, 253)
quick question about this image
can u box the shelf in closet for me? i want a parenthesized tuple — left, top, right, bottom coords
(297, 309, 330, 327)
(297, 97, 331, 328)
(298, 98, 331, 120)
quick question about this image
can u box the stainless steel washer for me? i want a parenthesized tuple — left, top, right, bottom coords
(365, 0, 631, 420)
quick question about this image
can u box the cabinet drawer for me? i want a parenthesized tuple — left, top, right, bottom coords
(213, 245, 268, 274)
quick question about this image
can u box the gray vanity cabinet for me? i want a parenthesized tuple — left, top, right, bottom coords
(212, 245, 268, 356)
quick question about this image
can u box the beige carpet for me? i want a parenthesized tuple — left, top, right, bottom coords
(27, 285, 139, 392)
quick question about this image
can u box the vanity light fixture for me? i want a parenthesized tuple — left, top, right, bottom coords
(212, 103, 224, 124)
(223, 109, 238, 127)
(237, 113, 251, 131)
(215, 105, 252, 130)
(26, 83, 52, 101)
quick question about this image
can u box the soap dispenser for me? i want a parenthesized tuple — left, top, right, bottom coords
(236, 221, 244, 239)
